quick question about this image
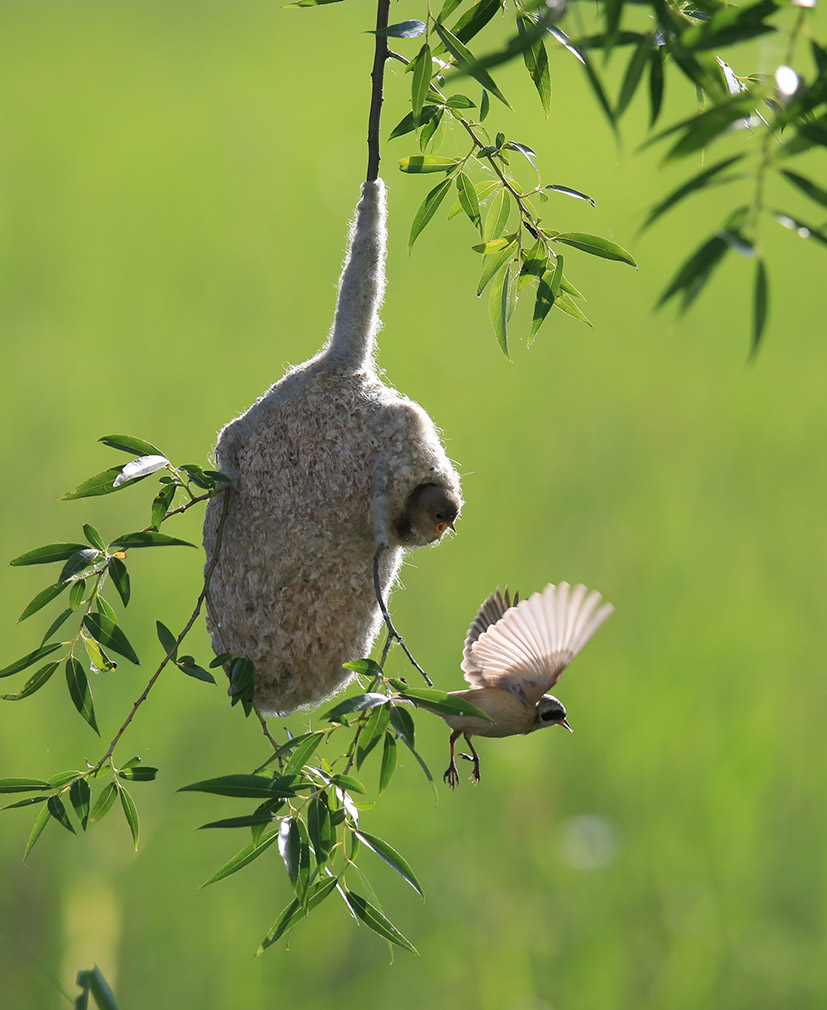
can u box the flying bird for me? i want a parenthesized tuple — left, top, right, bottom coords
(441, 582, 614, 788)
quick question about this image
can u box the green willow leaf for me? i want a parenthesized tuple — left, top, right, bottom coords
(118, 785, 140, 849)
(96, 597, 117, 624)
(0, 661, 59, 702)
(180, 774, 297, 799)
(324, 692, 389, 722)
(489, 265, 511, 358)
(83, 613, 139, 666)
(18, 582, 69, 622)
(355, 830, 424, 897)
(378, 732, 398, 793)
(58, 466, 147, 501)
(409, 177, 453, 251)
(284, 731, 325, 773)
(649, 46, 665, 126)
(531, 266, 558, 339)
(278, 817, 300, 885)
(0, 777, 51, 793)
(456, 173, 482, 232)
(617, 34, 651, 118)
(369, 20, 427, 39)
(10, 543, 88, 567)
(449, 0, 502, 48)
(107, 556, 131, 607)
(554, 233, 637, 267)
(751, 258, 769, 358)
(356, 703, 390, 769)
(328, 773, 367, 794)
(69, 580, 86, 611)
(90, 782, 119, 822)
(112, 455, 169, 488)
(780, 169, 827, 211)
(65, 658, 100, 734)
(546, 184, 595, 206)
(342, 890, 419, 955)
(283, 0, 346, 7)
(641, 156, 744, 232)
(398, 155, 461, 174)
(150, 484, 176, 529)
(554, 291, 592, 326)
(520, 18, 551, 116)
(75, 966, 119, 1010)
(411, 43, 432, 126)
(477, 240, 518, 297)
(47, 794, 76, 834)
(257, 877, 338, 953)
(0, 643, 62, 680)
(99, 433, 162, 456)
(24, 803, 51, 861)
(398, 686, 494, 721)
(156, 621, 179, 660)
(108, 531, 195, 551)
(82, 524, 106, 551)
(433, 22, 511, 108)
(656, 233, 729, 311)
(342, 658, 384, 678)
(70, 778, 91, 831)
(117, 766, 158, 781)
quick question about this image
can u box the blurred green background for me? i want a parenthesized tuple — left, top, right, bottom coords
(1, 2, 825, 1007)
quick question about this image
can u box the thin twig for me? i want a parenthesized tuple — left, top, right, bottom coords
(373, 547, 432, 685)
(366, 0, 391, 182)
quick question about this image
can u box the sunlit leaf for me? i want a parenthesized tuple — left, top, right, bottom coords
(108, 531, 195, 551)
(411, 43, 432, 126)
(409, 177, 453, 251)
(24, 803, 51, 861)
(554, 233, 637, 267)
(456, 174, 482, 232)
(99, 434, 163, 456)
(355, 830, 424, 897)
(180, 774, 297, 799)
(257, 877, 338, 953)
(113, 454, 169, 488)
(433, 22, 511, 108)
(65, 658, 99, 734)
(10, 543, 88, 567)
(70, 778, 91, 831)
(83, 613, 139, 665)
(18, 582, 68, 622)
(519, 17, 551, 115)
(47, 794, 76, 834)
(0, 661, 59, 702)
(278, 817, 300, 885)
(0, 777, 51, 793)
(90, 782, 119, 822)
(58, 466, 146, 500)
(324, 692, 389, 722)
(398, 686, 495, 721)
(545, 184, 595, 206)
(342, 890, 419, 955)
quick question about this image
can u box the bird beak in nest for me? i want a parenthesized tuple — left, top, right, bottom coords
(436, 520, 456, 538)
(559, 718, 574, 732)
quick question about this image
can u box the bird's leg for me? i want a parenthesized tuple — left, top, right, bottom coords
(458, 733, 481, 784)
(443, 730, 462, 789)
(373, 545, 432, 685)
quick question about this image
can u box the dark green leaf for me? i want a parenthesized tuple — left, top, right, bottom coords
(18, 582, 68, 623)
(617, 34, 651, 118)
(82, 524, 106, 551)
(69, 580, 86, 611)
(10, 543, 89, 567)
(96, 596, 117, 623)
(342, 658, 384, 679)
(108, 531, 195, 551)
(520, 19, 551, 116)
(780, 169, 827, 211)
(70, 778, 91, 830)
(117, 766, 158, 781)
(24, 803, 51, 860)
(379, 732, 398, 793)
(433, 23, 511, 108)
(0, 661, 59, 702)
(751, 258, 769, 358)
(47, 794, 76, 834)
(449, 0, 502, 48)
(531, 266, 558, 339)
(294, 817, 312, 900)
(399, 155, 461, 174)
(83, 613, 139, 665)
(1, 795, 47, 810)
(307, 794, 333, 863)
(411, 43, 432, 126)
(456, 174, 482, 232)
(58, 466, 148, 500)
(284, 731, 326, 774)
(41, 608, 73, 646)
(0, 643, 62, 680)
(389, 705, 415, 747)
(199, 812, 279, 830)
(118, 785, 139, 849)
(642, 156, 744, 232)
(75, 966, 119, 1010)
(480, 88, 490, 121)
(328, 773, 367, 794)
(554, 233, 637, 267)
(580, 50, 617, 135)
(554, 291, 592, 326)
(649, 46, 665, 126)
(409, 178, 453, 251)
(48, 769, 82, 789)
(99, 433, 162, 456)
(324, 692, 389, 722)
(107, 556, 131, 607)
(356, 702, 390, 769)
(489, 265, 511, 358)
(200, 828, 280, 884)
(342, 890, 419, 955)
(656, 233, 729, 311)
(179, 660, 216, 684)
(283, 0, 346, 6)
(209, 651, 233, 669)
(0, 777, 51, 793)
(90, 782, 119, 822)
(59, 549, 100, 584)
(355, 830, 424, 897)
(398, 686, 494, 721)
(369, 19, 427, 39)
(151, 484, 176, 530)
(156, 620, 178, 660)
(180, 774, 297, 799)
(477, 240, 518, 297)
(257, 877, 338, 953)
(65, 658, 99, 734)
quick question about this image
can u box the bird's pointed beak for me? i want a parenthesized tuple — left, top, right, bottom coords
(559, 718, 573, 732)
(436, 520, 456, 538)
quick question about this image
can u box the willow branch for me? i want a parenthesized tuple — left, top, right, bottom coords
(366, 0, 391, 182)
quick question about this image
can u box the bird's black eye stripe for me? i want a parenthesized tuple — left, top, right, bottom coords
(541, 708, 564, 722)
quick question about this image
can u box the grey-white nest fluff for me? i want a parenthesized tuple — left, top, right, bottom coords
(202, 179, 463, 716)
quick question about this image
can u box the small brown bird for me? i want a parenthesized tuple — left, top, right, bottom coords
(394, 483, 460, 545)
(441, 582, 614, 788)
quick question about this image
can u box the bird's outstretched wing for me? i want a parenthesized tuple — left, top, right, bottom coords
(462, 586, 519, 672)
(461, 582, 613, 703)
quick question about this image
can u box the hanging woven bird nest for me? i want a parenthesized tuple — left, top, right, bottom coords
(203, 180, 462, 715)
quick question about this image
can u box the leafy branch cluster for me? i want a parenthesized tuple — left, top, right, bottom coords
(295, 0, 825, 353)
(1, 437, 490, 954)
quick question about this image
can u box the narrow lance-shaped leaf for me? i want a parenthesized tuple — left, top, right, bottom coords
(278, 817, 300, 886)
(342, 890, 419, 955)
(0, 777, 51, 793)
(379, 731, 398, 793)
(65, 658, 100, 734)
(554, 233, 637, 267)
(0, 661, 60, 702)
(355, 830, 424, 897)
(433, 22, 511, 108)
(456, 173, 482, 232)
(656, 233, 729, 311)
(118, 785, 140, 849)
(70, 778, 91, 831)
(477, 240, 518, 297)
(324, 692, 389, 722)
(179, 774, 297, 799)
(10, 543, 88, 567)
(780, 169, 827, 212)
(409, 178, 453, 251)
(0, 643, 62, 680)
(58, 466, 149, 501)
(201, 831, 281, 887)
(649, 46, 665, 126)
(616, 34, 651, 118)
(47, 794, 76, 834)
(17, 581, 69, 623)
(751, 258, 769, 358)
(24, 803, 51, 861)
(257, 877, 338, 954)
(519, 17, 551, 116)
(99, 433, 163, 456)
(107, 556, 130, 607)
(108, 531, 195, 551)
(398, 156, 461, 174)
(83, 613, 140, 665)
(554, 291, 592, 327)
(641, 156, 744, 232)
(90, 782, 119, 822)
(411, 43, 432, 126)
(489, 265, 511, 359)
(546, 184, 595, 206)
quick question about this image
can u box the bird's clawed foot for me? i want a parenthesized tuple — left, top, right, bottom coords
(458, 751, 481, 784)
(373, 547, 433, 686)
(444, 761, 460, 789)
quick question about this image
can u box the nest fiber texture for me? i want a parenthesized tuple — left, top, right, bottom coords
(203, 180, 462, 715)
